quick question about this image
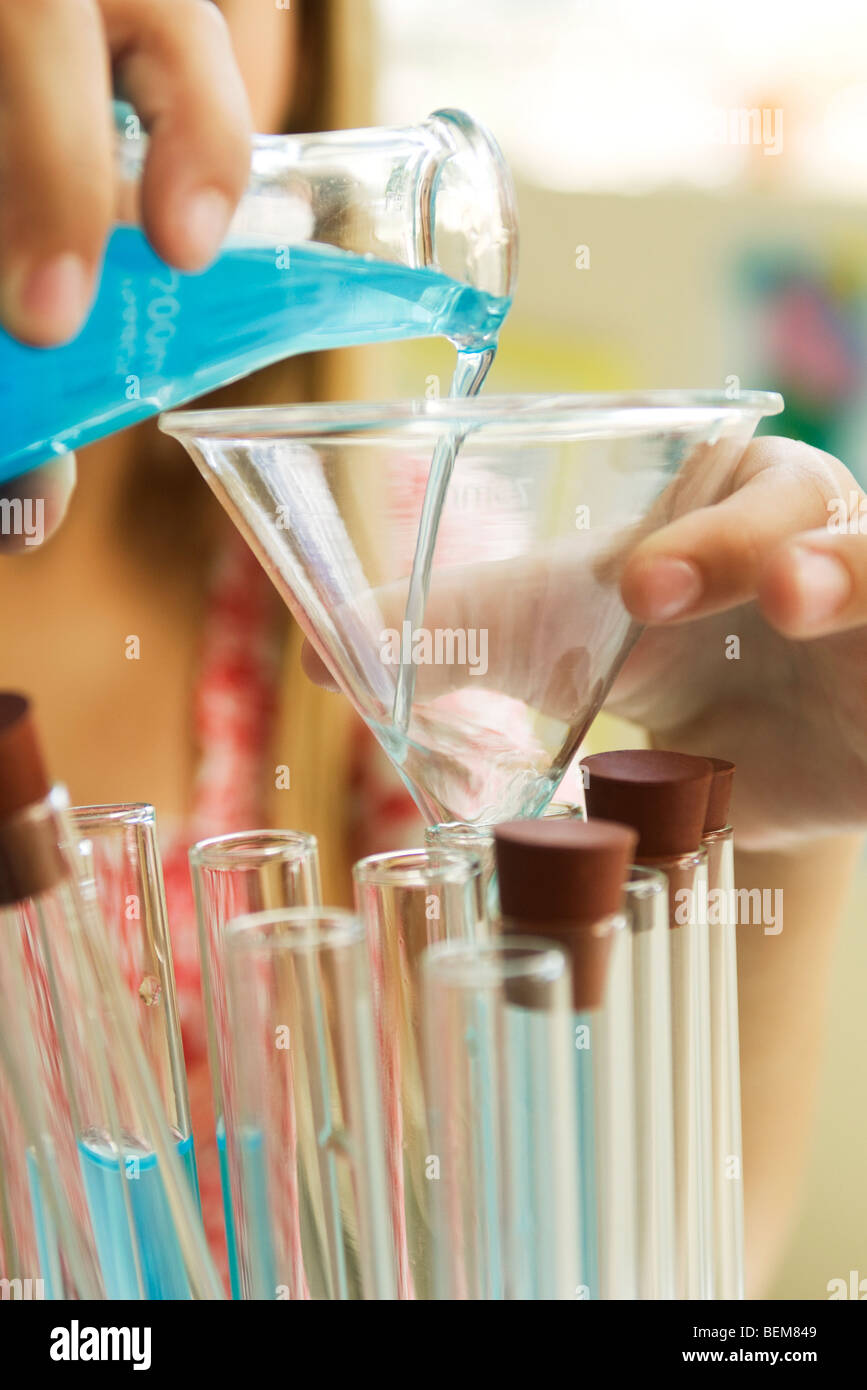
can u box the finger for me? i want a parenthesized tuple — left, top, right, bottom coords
(620, 437, 853, 624)
(759, 528, 867, 638)
(101, 0, 252, 270)
(0, 0, 112, 344)
(0, 454, 77, 552)
(301, 639, 341, 692)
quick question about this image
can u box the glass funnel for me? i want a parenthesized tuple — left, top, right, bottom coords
(161, 391, 782, 825)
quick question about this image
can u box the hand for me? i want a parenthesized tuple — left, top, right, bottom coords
(611, 436, 867, 849)
(0, 0, 252, 547)
(0, 0, 252, 348)
(302, 437, 867, 850)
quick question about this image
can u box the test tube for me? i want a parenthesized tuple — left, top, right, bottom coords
(189, 830, 321, 1298)
(584, 749, 715, 1300)
(702, 759, 745, 1301)
(424, 804, 582, 925)
(224, 907, 396, 1300)
(353, 847, 486, 1298)
(69, 805, 196, 1200)
(624, 865, 677, 1299)
(494, 819, 638, 1299)
(594, 894, 638, 1299)
(422, 937, 580, 1299)
(424, 824, 496, 920)
(0, 695, 222, 1300)
(0, 929, 104, 1300)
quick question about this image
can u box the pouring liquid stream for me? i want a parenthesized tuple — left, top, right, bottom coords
(391, 345, 497, 736)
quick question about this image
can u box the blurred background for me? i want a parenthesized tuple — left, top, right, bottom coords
(3, 0, 863, 1298)
(339, 0, 867, 1301)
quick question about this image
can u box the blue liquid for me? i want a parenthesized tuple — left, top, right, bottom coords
(216, 1118, 241, 1300)
(25, 1148, 59, 1299)
(0, 229, 510, 486)
(78, 1131, 198, 1300)
(216, 1120, 277, 1299)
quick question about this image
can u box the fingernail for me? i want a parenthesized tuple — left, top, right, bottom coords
(182, 187, 233, 266)
(7, 253, 92, 344)
(635, 556, 703, 621)
(789, 547, 851, 628)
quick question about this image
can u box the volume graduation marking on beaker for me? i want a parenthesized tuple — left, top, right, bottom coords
(143, 271, 181, 376)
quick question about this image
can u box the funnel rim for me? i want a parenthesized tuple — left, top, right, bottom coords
(160, 389, 784, 441)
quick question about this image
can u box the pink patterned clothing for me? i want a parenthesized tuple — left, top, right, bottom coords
(160, 532, 419, 1288)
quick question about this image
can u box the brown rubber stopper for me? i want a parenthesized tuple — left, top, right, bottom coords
(0, 693, 50, 818)
(703, 758, 735, 834)
(582, 749, 713, 859)
(494, 819, 637, 1010)
(0, 693, 64, 904)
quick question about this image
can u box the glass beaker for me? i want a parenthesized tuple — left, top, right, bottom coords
(1, 106, 517, 487)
